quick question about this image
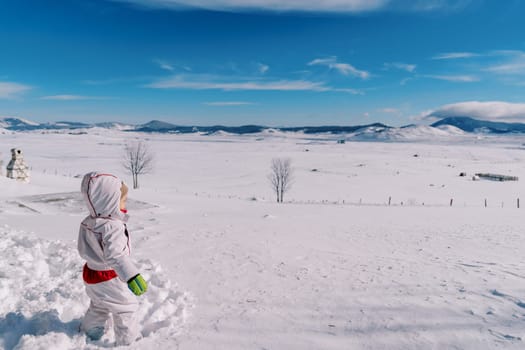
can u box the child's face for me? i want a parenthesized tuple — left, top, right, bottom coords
(120, 182, 128, 210)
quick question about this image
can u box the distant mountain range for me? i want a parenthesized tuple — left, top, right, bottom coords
(430, 116, 525, 133)
(2, 116, 525, 135)
(135, 120, 391, 134)
(0, 118, 133, 131)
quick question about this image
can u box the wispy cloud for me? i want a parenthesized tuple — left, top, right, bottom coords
(82, 76, 152, 85)
(379, 108, 400, 113)
(490, 50, 525, 57)
(404, 0, 472, 12)
(433, 50, 525, 61)
(154, 59, 174, 72)
(383, 62, 416, 72)
(40, 94, 106, 101)
(112, 0, 389, 12)
(484, 51, 525, 75)
(424, 74, 479, 82)
(334, 88, 363, 95)
(204, 101, 255, 106)
(308, 57, 370, 79)
(432, 52, 479, 60)
(485, 62, 525, 74)
(431, 50, 525, 78)
(428, 101, 525, 122)
(153, 59, 191, 72)
(409, 109, 435, 122)
(148, 76, 326, 91)
(400, 77, 413, 85)
(146, 74, 362, 94)
(257, 63, 269, 74)
(113, 0, 472, 13)
(0, 81, 32, 99)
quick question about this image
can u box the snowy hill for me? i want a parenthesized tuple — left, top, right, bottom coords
(350, 124, 466, 141)
(0, 117, 40, 130)
(94, 122, 135, 130)
(431, 116, 525, 133)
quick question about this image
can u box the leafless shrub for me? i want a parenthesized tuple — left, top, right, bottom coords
(123, 141, 154, 189)
(269, 158, 293, 203)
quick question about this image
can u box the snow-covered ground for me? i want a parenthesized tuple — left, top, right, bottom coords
(2, 130, 525, 349)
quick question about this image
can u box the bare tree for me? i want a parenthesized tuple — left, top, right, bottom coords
(268, 158, 293, 203)
(123, 141, 154, 189)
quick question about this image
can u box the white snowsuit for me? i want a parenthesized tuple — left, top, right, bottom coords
(77, 172, 141, 345)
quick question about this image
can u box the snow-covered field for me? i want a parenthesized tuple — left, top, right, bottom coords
(2, 129, 525, 349)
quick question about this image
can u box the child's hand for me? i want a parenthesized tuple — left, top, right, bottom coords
(127, 274, 148, 296)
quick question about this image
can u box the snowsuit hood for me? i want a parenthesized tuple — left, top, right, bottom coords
(81, 172, 122, 218)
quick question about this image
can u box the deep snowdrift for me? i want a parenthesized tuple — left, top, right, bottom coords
(0, 225, 193, 350)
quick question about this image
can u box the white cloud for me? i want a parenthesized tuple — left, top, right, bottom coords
(486, 62, 525, 74)
(429, 50, 525, 76)
(40, 95, 103, 101)
(409, 109, 435, 122)
(379, 108, 399, 113)
(112, 0, 388, 12)
(406, 0, 471, 12)
(428, 101, 525, 122)
(480, 50, 525, 75)
(383, 62, 416, 72)
(333, 88, 363, 95)
(424, 74, 479, 82)
(146, 74, 362, 94)
(308, 57, 370, 79)
(154, 59, 175, 72)
(148, 76, 325, 91)
(490, 50, 525, 57)
(485, 58, 525, 75)
(257, 63, 269, 74)
(113, 0, 471, 12)
(204, 101, 255, 106)
(82, 76, 155, 85)
(432, 52, 478, 60)
(400, 77, 413, 85)
(0, 81, 32, 99)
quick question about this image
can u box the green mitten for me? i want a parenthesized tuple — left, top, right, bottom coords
(127, 274, 148, 296)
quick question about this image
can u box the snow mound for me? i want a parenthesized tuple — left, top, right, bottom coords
(0, 226, 193, 350)
(351, 124, 466, 141)
(434, 124, 466, 135)
(206, 130, 234, 136)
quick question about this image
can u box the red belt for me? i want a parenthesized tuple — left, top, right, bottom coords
(83, 263, 118, 284)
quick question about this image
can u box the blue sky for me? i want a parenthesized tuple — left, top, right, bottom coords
(2, 0, 525, 126)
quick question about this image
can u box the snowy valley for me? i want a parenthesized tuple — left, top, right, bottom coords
(1, 128, 525, 349)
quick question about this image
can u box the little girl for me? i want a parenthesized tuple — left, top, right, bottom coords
(77, 171, 147, 345)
